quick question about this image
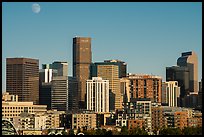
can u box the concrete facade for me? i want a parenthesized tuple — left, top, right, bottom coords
(162, 81, 180, 107)
(87, 77, 109, 112)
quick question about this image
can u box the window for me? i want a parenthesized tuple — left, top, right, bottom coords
(24, 107, 28, 113)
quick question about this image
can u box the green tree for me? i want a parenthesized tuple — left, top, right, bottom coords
(160, 127, 182, 135)
(83, 129, 95, 135)
(182, 126, 202, 135)
(105, 130, 113, 135)
(120, 126, 129, 135)
(95, 129, 104, 135)
(62, 129, 67, 135)
(182, 127, 194, 135)
(128, 127, 148, 135)
(112, 129, 120, 135)
(68, 129, 75, 135)
(195, 126, 202, 135)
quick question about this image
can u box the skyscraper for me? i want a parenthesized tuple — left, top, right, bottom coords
(68, 76, 79, 111)
(162, 81, 180, 107)
(197, 79, 202, 110)
(39, 83, 52, 110)
(6, 58, 39, 104)
(120, 78, 131, 104)
(73, 37, 92, 109)
(91, 62, 121, 111)
(104, 59, 127, 78)
(39, 64, 58, 83)
(39, 64, 58, 110)
(177, 51, 198, 93)
(125, 74, 162, 103)
(87, 77, 109, 112)
(51, 76, 69, 112)
(166, 66, 190, 99)
(51, 61, 68, 77)
(39, 61, 68, 111)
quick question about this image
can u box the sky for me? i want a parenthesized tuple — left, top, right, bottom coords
(2, 2, 202, 92)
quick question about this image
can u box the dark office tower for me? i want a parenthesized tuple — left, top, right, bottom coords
(166, 66, 190, 106)
(177, 51, 198, 93)
(51, 76, 69, 112)
(166, 66, 190, 97)
(104, 59, 127, 78)
(39, 83, 52, 110)
(6, 58, 39, 104)
(197, 79, 202, 110)
(51, 61, 68, 76)
(73, 37, 92, 109)
(68, 77, 79, 112)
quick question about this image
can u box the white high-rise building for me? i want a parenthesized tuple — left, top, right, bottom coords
(39, 68, 58, 83)
(87, 77, 109, 112)
(162, 81, 180, 107)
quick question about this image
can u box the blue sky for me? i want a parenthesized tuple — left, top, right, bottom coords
(2, 2, 202, 92)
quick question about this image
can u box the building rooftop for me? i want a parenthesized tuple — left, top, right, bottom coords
(127, 73, 162, 79)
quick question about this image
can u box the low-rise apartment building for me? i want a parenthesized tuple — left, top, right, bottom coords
(67, 111, 97, 130)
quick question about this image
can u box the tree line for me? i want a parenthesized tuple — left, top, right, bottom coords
(67, 126, 202, 135)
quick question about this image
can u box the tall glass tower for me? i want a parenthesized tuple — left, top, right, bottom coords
(177, 51, 198, 93)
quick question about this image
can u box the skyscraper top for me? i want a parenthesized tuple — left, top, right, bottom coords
(181, 51, 196, 57)
(74, 36, 91, 39)
(127, 73, 162, 79)
(6, 57, 39, 60)
(104, 59, 126, 64)
(6, 57, 39, 65)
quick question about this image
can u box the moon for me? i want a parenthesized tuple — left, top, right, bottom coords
(32, 3, 41, 13)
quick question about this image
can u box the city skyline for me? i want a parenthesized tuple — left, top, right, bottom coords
(2, 2, 202, 92)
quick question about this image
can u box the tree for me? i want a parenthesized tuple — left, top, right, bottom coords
(68, 129, 75, 135)
(120, 126, 129, 135)
(195, 126, 202, 135)
(83, 129, 95, 135)
(95, 129, 104, 135)
(112, 129, 120, 135)
(160, 127, 182, 135)
(182, 127, 194, 135)
(128, 127, 148, 135)
(62, 129, 67, 135)
(182, 126, 202, 135)
(105, 130, 113, 135)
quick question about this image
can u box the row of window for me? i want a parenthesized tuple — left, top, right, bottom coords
(3, 107, 33, 109)
(3, 114, 20, 117)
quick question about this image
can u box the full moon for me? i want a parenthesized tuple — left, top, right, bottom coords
(32, 3, 41, 13)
